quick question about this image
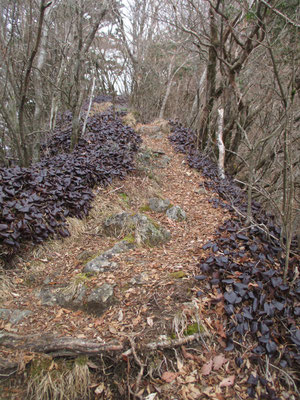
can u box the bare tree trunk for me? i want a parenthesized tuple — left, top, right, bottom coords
(70, 1, 108, 151)
(33, 4, 53, 162)
(189, 67, 207, 126)
(159, 57, 189, 119)
(49, 58, 65, 131)
(197, 6, 217, 150)
(18, 0, 52, 166)
(216, 108, 225, 179)
(82, 75, 96, 137)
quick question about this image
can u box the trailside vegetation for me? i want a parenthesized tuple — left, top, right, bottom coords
(0, 105, 141, 256)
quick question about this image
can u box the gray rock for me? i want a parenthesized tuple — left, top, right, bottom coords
(103, 212, 170, 246)
(85, 284, 115, 316)
(37, 286, 59, 306)
(57, 284, 87, 307)
(132, 213, 171, 246)
(148, 197, 170, 213)
(0, 308, 32, 324)
(158, 155, 171, 168)
(103, 212, 133, 237)
(105, 240, 135, 256)
(38, 284, 86, 308)
(10, 310, 33, 324)
(83, 240, 135, 274)
(166, 206, 187, 221)
(83, 256, 118, 274)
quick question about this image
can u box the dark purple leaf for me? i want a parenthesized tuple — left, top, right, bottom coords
(237, 233, 248, 241)
(266, 341, 277, 354)
(271, 277, 283, 288)
(235, 357, 243, 367)
(224, 291, 239, 304)
(242, 308, 253, 320)
(247, 374, 258, 386)
(194, 275, 207, 281)
(225, 340, 234, 351)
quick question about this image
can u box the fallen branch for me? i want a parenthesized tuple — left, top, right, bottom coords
(0, 357, 19, 377)
(122, 332, 202, 357)
(0, 331, 202, 359)
(0, 332, 123, 357)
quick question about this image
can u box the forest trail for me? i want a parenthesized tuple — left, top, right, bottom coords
(0, 118, 298, 399)
(0, 121, 236, 399)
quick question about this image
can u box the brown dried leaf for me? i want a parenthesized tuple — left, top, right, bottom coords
(219, 375, 235, 387)
(109, 325, 117, 334)
(215, 320, 227, 338)
(161, 371, 178, 383)
(213, 354, 227, 370)
(201, 359, 213, 376)
(185, 375, 196, 383)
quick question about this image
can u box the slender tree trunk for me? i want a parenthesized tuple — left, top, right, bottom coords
(33, 4, 52, 162)
(216, 108, 225, 179)
(18, 0, 51, 166)
(82, 75, 96, 137)
(198, 6, 217, 150)
(189, 67, 207, 127)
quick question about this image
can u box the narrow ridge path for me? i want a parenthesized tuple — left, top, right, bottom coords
(1, 121, 235, 399)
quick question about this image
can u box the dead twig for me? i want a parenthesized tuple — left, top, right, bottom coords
(128, 337, 145, 399)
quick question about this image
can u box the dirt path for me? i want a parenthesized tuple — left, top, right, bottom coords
(0, 123, 243, 399)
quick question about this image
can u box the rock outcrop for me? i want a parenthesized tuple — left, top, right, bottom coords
(103, 212, 171, 246)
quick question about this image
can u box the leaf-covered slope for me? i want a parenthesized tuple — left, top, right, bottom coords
(0, 109, 141, 254)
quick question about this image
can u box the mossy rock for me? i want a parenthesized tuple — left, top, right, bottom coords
(132, 214, 171, 247)
(148, 197, 171, 213)
(166, 206, 187, 221)
(123, 233, 135, 244)
(103, 212, 171, 246)
(77, 250, 97, 264)
(103, 212, 134, 237)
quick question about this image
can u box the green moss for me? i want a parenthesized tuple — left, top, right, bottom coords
(146, 216, 161, 229)
(119, 192, 129, 205)
(184, 323, 205, 336)
(30, 357, 81, 379)
(74, 272, 92, 283)
(75, 356, 88, 366)
(123, 233, 135, 243)
(169, 332, 176, 340)
(139, 204, 151, 212)
(30, 357, 53, 378)
(147, 172, 156, 180)
(170, 271, 187, 279)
